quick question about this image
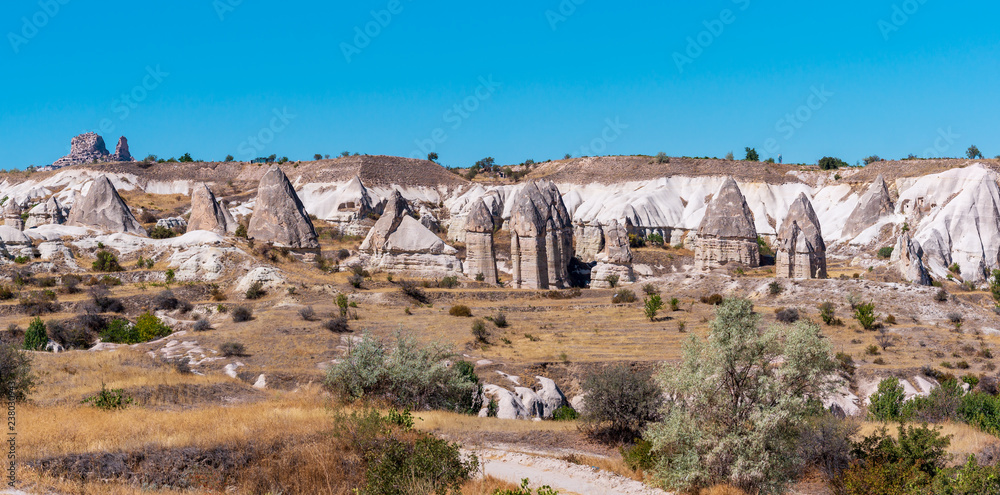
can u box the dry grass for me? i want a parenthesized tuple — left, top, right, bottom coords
(17, 467, 204, 495)
(461, 476, 521, 494)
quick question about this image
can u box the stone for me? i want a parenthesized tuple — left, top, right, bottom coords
(891, 233, 932, 285)
(247, 166, 319, 250)
(418, 207, 441, 233)
(590, 219, 635, 288)
(510, 180, 574, 289)
(156, 217, 187, 230)
(236, 266, 285, 294)
(187, 183, 236, 234)
(775, 193, 827, 279)
(534, 376, 570, 419)
(0, 226, 35, 260)
(694, 177, 759, 269)
(111, 136, 133, 162)
(515, 387, 545, 418)
(360, 190, 463, 278)
(52, 132, 111, 168)
(66, 175, 146, 235)
(843, 175, 894, 239)
(25, 197, 65, 229)
(463, 198, 498, 284)
(482, 384, 531, 420)
(574, 222, 605, 263)
(3, 202, 23, 230)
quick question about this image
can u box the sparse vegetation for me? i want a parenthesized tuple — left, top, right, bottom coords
(92, 250, 123, 272)
(581, 363, 662, 443)
(854, 301, 877, 330)
(244, 281, 266, 300)
(82, 384, 134, 411)
(323, 317, 351, 333)
(220, 341, 247, 357)
(643, 294, 663, 321)
(449, 305, 472, 317)
(877, 246, 894, 259)
(0, 344, 34, 401)
(231, 305, 253, 323)
(611, 288, 637, 304)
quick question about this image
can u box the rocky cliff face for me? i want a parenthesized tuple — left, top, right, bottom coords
(464, 198, 498, 284)
(776, 193, 827, 279)
(188, 183, 235, 234)
(51, 133, 136, 168)
(843, 175, 894, 239)
(66, 175, 146, 235)
(510, 180, 574, 289)
(25, 197, 65, 229)
(590, 219, 634, 288)
(112, 137, 133, 162)
(247, 166, 319, 250)
(694, 177, 759, 270)
(892, 233, 932, 285)
(359, 190, 462, 277)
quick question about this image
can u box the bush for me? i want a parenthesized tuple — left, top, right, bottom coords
(836, 352, 856, 376)
(88, 285, 123, 313)
(148, 225, 176, 239)
(133, 312, 172, 342)
(82, 384, 134, 411)
(323, 317, 351, 334)
(581, 364, 662, 443)
(775, 307, 800, 323)
(299, 306, 316, 321)
(244, 281, 266, 300)
(399, 280, 428, 303)
(605, 274, 620, 288)
(768, 280, 783, 295)
(935, 288, 949, 302)
(324, 332, 482, 413)
(92, 250, 123, 272)
(363, 431, 478, 495)
(700, 293, 724, 305)
(818, 156, 847, 170)
(18, 291, 60, 316)
(621, 438, 657, 473)
(0, 344, 34, 401)
(192, 319, 212, 332)
(471, 319, 489, 343)
(0, 285, 14, 300)
(22, 317, 47, 350)
(877, 246, 894, 259)
(869, 377, 905, 421)
(438, 276, 459, 289)
(798, 413, 860, 483)
(644, 294, 663, 321)
(449, 305, 472, 317)
(490, 311, 508, 328)
(642, 283, 659, 295)
(611, 288, 637, 304)
(231, 305, 253, 323)
(153, 289, 180, 310)
(552, 405, 579, 421)
(819, 303, 842, 327)
(854, 301, 877, 330)
(220, 342, 246, 357)
(348, 274, 363, 288)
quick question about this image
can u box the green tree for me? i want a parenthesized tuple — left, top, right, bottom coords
(818, 156, 848, 170)
(0, 345, 35, 401)
(864, 155, 883, 165)
(646, 298, 836, 494)
(23, 317, 47, 350)
(967, 145, 983, 159)
(744, 147, 760, 162)
(581, 364, 662, 443)
(644, 294, 664, 321)
(178, 152, 194, 163)
(475, 157, 496, 172)
(313, 153, 323, 160)
(341, 151, 350, 157)
(224, 154, 234, 162)
(427, 152, 439, 162)
(854, 301, 877, 330)
(990, 269, 1000, 304)
(868, 377, 905, 421)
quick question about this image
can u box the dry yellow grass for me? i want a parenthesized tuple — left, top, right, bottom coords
(461, 476, 521, 494)
(18, 467, 206, 495)
(416, 410, 579, 437)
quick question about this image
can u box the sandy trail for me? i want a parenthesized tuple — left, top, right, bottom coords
(471, 448, 671, 495)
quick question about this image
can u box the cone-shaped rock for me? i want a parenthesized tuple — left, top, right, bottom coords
(361, 190, 410, 253)
(67, 176, 146, 235)
(464, 198, 497, 284)
(843, 175, 894, 238)
(188, 183, 235, 234)
(891, 233, 932, 285)
(248, 166, 319, 249)
(776, 193, 827, 279)
(510, 180, 574, 289)
(25, 197, 65, 229)
(359, 190, 462, 277)
(694, 177, 759, 269)
(3, 202, 23, 231)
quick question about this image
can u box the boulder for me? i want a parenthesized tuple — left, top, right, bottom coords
(775, 193, 827, 279)
(534, 376, 570, 418)
(482, 384, 531, 420)
(111, 136, 133, 162)
(156, 217, 187, 231)
(3, 202, 23, 231)
(463, 198, 498, 284)
(591, 219, 635, 288)
(247, 166, 319, 250)
(25, 197, 65, 229)
(694, 177, 759, 269)
(891, 233, 932, 285)
(187, 183, 236, 234)
(66, 175, 146, 235)
(236, 266, 285, 294)
(52, 132, 112, 168)
(360, 190, 463, 278)
(515, 387, 545, 418)
(0, 226, 35, 260)
(843, 175, 894, 239)
(510, 180, 574, 289)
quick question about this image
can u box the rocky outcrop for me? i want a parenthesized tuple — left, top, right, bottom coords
(843, 175, 894, 239)
(66, 176, 146, 235)
(187, 183, 235, 234)
(418, 207, 442, 233)
(776, 193, 827, 279)
(534, 376, 570, 418)
(25, 197, 65, 229)
(3, 202, 23, 231)
(156, 217, 187, 231)
(591, 219, 635, 288)
(360, 190, 463, 277)
(510, 180, 573, 289)
(574, 222, 605, 263)
(892, 233, 932, 285)
(0, 226, 35, 260)
(248, 166, 319, 250)
(111, 137, 133, 162)
(464, 198, 498, 284)
(694, 177, 759, 269)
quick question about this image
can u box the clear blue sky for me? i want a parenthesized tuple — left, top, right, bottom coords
(2, 1, 998, 169)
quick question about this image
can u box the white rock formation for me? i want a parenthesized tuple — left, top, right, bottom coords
(891, 233, 932, 285)
(590, 219, 635, 288)
(187, 183, 236, 234)
(24, 197, 65, 229)
(66, 175, 146, 235)
(694, 177, 759, 270)
(464, 198, 498, 284)
(843, 175, 894, 239)
(510, 180, 574, 289)
(360, 190, 463, 278)
(775, 193, 827, 279)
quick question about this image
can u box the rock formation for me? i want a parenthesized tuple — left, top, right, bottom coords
(25, 197, 65, 229)
(843, 175, 894, 239)
(111, 137, 133, 162)
(0, 226, 36, 260)
(892, 233, 932, 285)
(694, 177, 759, 270)
(775, 193, 827, 279)
(248, 166, 319, 250)
(591, 219, 635, 288)
(187, 183, 236, 234)
(156, 217, 187, 231)
(66, 176, 146, 235)
(3, 202, 23, 231)
(464, 198, 498, 284)
(574, 222, 605, 263)
(510, 180, 573, 289)
(359, 190, 463, 277)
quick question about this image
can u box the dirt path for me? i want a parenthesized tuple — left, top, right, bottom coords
(471, 448, 672, 495)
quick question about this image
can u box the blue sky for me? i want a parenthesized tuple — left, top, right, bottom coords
(2, 1, 998, 169)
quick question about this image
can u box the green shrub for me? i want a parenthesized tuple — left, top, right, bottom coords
(324, 332, 482, 413)
(877, 247, 894, 259)
(620, 438, 657, 472)
(552, 405, 579, 421)
(605, 274, 620, 288)
(449, 305, 472, 317)
(854, 301, 877, 330)
(643, 294, 663, 321)
(491, 479, 559, 495)
(869, 377, 905, 421)
(757, 236, 775, 257)
(0, 285, 14, 300)
(471, 319, 489, 343)
(0, 344, 35, 401)
(490, 311, 508, 328)
(92, 250, 123, 272)
(364, 433, 478, 495)
(99, 318, 136, 344)
(244, 281, 266, 300)
(581, 363, 661, 443)
(438, 276, 459, 289)
(336, 293, 349, 317)
(700, 293, 724, 305)
(82, 384, 134, 411)
(323, 317, 351, 333)
(611, 288, 636, 304)
(647, 233, 664, 245)
(669, 298, 680, 311)
(220, 342, 246, 357)
(959, 392, 1000, 436)
(13, 256, 28, 265)
(22, 317, 47, 350)
(642, 283, 659, 295)
(133, 312, 172, 342)
(768, 280, 783, 295)
(148, 225, 176, 239)
(949, 263, 962, 275)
